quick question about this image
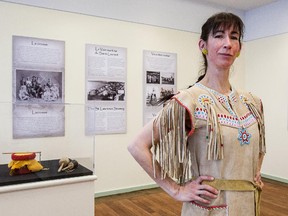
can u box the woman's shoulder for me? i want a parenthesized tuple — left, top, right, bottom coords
(173, 84, 203, 99)
(237, 89, 261, 100)
(171, 84, 211, 107)
(163, 87, 198, 114)
(236, 89, 263, 109)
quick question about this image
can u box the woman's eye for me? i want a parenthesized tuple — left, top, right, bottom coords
(231, 36, 239, 40)
(214, 34, 223, 38)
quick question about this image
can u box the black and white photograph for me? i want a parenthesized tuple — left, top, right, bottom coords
(160, 86, 176, 100)
(16, 70, 62, 103)
(145, 86, 160, 106)
(146, 71, 160, 84)
(87, 81, 125, 101)
(161, 72, 175, 85)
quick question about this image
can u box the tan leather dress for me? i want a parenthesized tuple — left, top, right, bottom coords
(153, 83, 265, 216)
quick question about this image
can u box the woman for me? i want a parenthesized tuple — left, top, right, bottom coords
(128, 12, 265, 216)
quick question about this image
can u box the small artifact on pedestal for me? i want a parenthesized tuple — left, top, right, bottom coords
(58, 157, 70, 172)
(8, 152, 43, 175)
(58, 157, 78, 173)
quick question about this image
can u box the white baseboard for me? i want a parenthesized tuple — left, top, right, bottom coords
(261, 173, 288, 184)
(95, 183, 159, 198)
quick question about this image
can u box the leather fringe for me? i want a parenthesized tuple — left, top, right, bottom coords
(152, 100, 189, 184)
(244, 96, 266, 153)
(205, 102, 224, 160)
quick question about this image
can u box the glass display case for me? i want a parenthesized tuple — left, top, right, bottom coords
(0, 102, 95, 186)
(0, 102, 97, 216)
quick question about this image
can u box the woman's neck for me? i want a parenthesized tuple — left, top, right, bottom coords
(199, 68, 231, 95)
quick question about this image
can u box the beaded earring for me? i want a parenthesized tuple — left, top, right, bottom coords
(202, 48, 208, 55)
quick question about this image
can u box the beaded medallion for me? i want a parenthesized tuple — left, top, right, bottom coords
(238, 127, 251, 145)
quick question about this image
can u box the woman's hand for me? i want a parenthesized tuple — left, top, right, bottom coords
(254, 171, 264, 189)
(173, 176, 218, 204)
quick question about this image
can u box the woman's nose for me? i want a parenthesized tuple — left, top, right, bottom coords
(223, 36, 232, 49)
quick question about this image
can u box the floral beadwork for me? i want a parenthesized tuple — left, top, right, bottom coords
(198, 94, 214, 108)
(238, 127, 251, 145)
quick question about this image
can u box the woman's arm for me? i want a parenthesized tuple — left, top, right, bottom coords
(128, 119, 218, 204)
(254, 152, 265, 188)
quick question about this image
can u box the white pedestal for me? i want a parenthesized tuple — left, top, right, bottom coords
(0, 175, 97, 216)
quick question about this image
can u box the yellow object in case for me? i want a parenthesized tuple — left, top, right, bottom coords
(8, 152, 43, 175)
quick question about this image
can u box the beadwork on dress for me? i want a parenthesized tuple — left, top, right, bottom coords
(194, 107, 257, 128)
(238, 127, 252, 145)
(198, 94, 214, 108)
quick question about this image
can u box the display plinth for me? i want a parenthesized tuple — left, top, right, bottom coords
(0, 102, 96, 216)
(0, 175, 97, 216)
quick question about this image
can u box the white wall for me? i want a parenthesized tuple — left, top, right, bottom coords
(245, 34, 288, 181)
(244, 0, 288, 181)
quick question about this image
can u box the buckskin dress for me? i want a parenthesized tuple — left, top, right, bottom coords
(152, 83, 266, 216)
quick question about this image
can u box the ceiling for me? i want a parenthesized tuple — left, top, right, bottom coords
(193, 0, 279, 11)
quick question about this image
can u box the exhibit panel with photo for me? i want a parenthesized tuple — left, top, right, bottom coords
(143, 50, 177, 125)
(12, 36, 65, 138)
(16, 69, 62, 103)
(85, 44, 127, 135)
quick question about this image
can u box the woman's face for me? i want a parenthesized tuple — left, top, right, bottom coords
(204, 26, 241, 70)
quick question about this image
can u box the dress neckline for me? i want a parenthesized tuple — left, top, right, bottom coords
(195, 82, 238, 117)
(195, 82, 236, 99)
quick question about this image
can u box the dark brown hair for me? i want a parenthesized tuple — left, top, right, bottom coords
(155, 13, 245, 105)
(197, 12, 245, 82)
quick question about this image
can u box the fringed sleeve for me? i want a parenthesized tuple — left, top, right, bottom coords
(152, 98, 193, 185)
(245, 93, 266, 154)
